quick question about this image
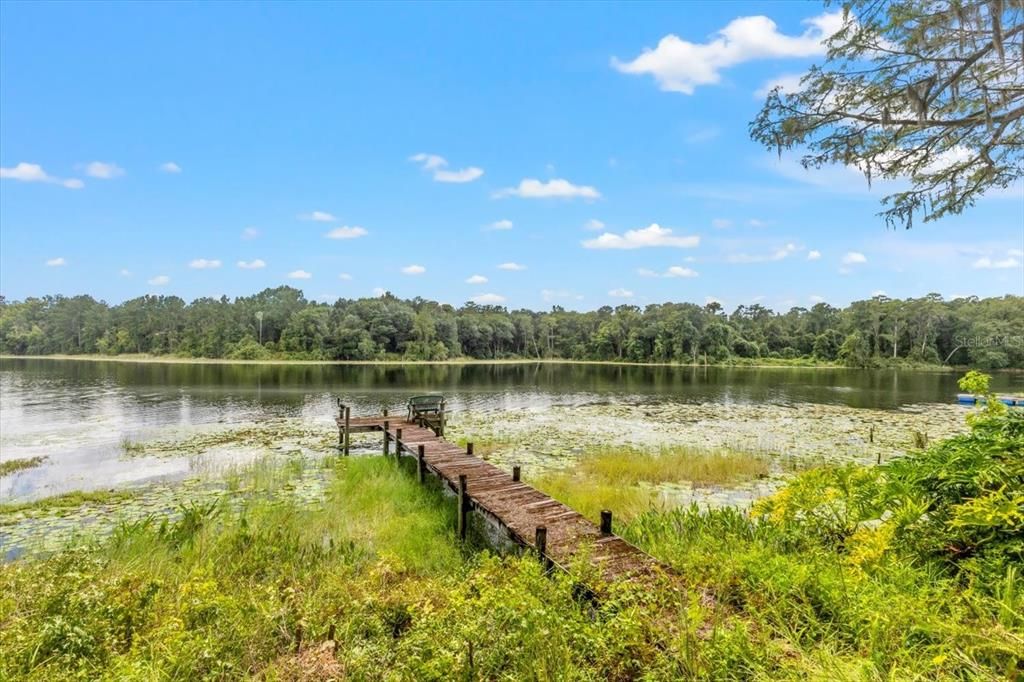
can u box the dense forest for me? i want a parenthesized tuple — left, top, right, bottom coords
(0, 288, 1022, 368)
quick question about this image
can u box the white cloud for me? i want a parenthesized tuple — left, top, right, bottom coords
(584, 219, 606, 231)
(401, 264, 426, 275)
(1009, 249, 1024, 258)
(809, 294, 826, 303)
(3, 163, 51, 182)
(486, 219, 513, 231)
(148, 275, 170, 286)
(338, 273, 353, 280)
(324, 226, 368, 239)
(1, 162, 84, 189)
(705, 296, 723, 306)
(372, 287, 387, 297)
(665, 265, 699, 278)
(84, 161, 124, 179)
(45, 257, 66, 267)
(872, 289, 888, 297)
(409, 153, 484, 183)
(435, 167, 484, 183)
(494, 178, 600, 200)
(639, 265, 699, 278)
(712, 218, 732, 229)
(728, 242, 799, 263)
(189, 258, 222, 270)
(466, 274, 488, 284)
(119, 269, 131, 277)
(498, 262, 527, 271)
(241, 227, 260, 240)
(754, 73, 805, 99)
(842, 251, 868, 265)
(583, 223, 699, 250)
(542, 289, 584, 302)
(471, 293, 506, 305)
(237, 259, 266, 270)
(288, 270, 312, 279)
(612, 11, 844, 94)
(748, 218, 768, 227)
(807, 249, 821, 260)
(972, 256, 1021, 269)
(299, 211, 337, 222)
(159, 161, 182, 173)
(609, 288, 634, 298)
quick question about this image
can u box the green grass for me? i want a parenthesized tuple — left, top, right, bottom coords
(531, 445, 770, 522)
(0, 488, 138, 515)
(0, 456, 45, 477)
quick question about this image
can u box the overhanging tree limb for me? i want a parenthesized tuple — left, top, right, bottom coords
(750, 0, 1024, 228)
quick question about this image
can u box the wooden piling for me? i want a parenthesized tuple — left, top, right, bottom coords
(466, 442, 474, 456)
(600, 510, 612, 536)
(535, 526, 551, 570)
(396, 428, 403, 458)
(343, 406, 351, 456)
(417, 444, 426, 483)
(342, 399, 350, 446)
(383, 420, 390, 455)
(458, 474, 469, 541)
(512, 465, 521, 482)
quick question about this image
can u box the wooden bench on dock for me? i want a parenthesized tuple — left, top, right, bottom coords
(334, 400, 664, 584)
(406, 394, 446, 436)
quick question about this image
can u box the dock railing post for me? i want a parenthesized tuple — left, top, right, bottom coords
(395, 428, 403, 459)
(466, 442, 473, 456)
(458, 474, 469, 541)
(343, 407, 351, 456)
(337, 401, 345, 449)
(383, 420, 390, 455)
(417, 445, 426, 483)
(535, 526, 551, 571)
(512, 465, 521, 482)
(600, 510, 613, 536)
(439, 399, 446, 437)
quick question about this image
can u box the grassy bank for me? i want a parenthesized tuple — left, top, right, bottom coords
(2, 352, 967, 371)
(2, 404, 1021, 679)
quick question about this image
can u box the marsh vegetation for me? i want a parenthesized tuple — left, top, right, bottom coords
(1, 402, 1021, 679)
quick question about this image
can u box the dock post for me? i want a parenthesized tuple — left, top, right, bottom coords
(512, 465, 521, 482)
(466, 442, 474, 456)
(439, 399, 446, 437)
(395, 428, 403, 459)
(343, 407, 351, 456)
(600, 510, 613, 536)
(535, 526, 551, 571)
(417, 445, 426, 483)
(383, 420, 390, 455)
(337, 402, 345, 448)
(458, 474, 469, 541)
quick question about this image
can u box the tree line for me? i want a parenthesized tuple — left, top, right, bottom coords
(0, 288, 1021, 368)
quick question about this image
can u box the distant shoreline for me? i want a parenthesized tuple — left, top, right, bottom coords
(0, 353, 970, 371)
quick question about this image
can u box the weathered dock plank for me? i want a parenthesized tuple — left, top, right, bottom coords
(335, 413, 662, 581)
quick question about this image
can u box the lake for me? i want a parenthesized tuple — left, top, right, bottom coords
(2, 358, 1021, 504)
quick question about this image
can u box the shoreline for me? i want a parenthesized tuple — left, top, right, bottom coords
(0, 353, 971, 371)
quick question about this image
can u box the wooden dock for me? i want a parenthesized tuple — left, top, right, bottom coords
(336, 406, 663, 582)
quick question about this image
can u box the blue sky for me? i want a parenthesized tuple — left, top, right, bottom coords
(1, 1, 1021, 311)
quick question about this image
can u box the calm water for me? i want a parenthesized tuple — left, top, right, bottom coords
(2, 358, 1020, 502)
